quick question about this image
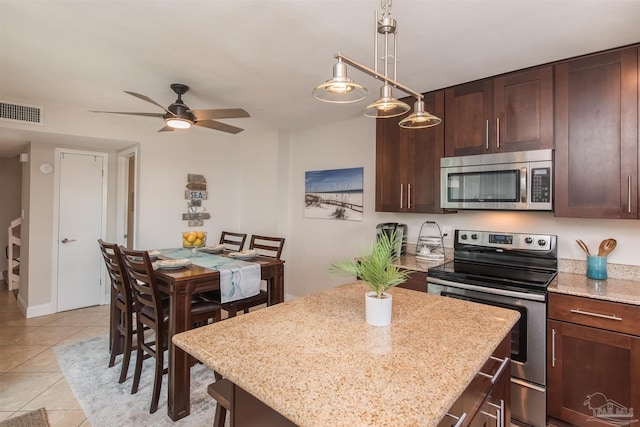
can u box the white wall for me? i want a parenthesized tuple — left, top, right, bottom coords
(285, 117, 640, 298)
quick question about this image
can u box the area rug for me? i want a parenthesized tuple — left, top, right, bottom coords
(0, 408, 49, 427)
(53, 335, 219, 427)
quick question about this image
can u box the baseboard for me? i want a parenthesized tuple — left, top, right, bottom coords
(23, 297, 56, 318)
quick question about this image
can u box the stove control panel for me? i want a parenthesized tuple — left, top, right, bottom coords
(457, 230, 554, 251)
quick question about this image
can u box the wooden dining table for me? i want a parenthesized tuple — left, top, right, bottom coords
(142, 250, 284, 422)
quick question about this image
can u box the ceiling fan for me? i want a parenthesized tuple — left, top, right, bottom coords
(90, 83, 250, 134)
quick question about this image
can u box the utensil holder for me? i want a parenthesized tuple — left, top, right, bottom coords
(586, 255, 607, 280)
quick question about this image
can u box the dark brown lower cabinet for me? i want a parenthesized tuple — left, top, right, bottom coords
(439, 334, 511, 427)
(398, 270, 427, 293)
(547, 293, 640, 426)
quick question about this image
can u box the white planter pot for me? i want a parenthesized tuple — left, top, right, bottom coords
(365, 291, 393, 326)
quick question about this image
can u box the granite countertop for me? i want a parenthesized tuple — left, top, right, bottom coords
(173, 281, 519, 427)
(549, 272, 640, 306)
(396, 254, 640, 306)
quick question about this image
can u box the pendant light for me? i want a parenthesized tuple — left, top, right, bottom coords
(312, 58, 368, 103)
(312, 0, 441, 129)
(363, 84, 410, 118)
(399, 100, 442, 128)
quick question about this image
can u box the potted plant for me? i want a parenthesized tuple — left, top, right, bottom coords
(330, 231, 410, 326)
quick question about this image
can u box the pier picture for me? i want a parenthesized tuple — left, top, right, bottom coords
(304, 167, 363, 221)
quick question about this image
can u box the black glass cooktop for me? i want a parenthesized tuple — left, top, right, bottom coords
(428, 260, 557, 295)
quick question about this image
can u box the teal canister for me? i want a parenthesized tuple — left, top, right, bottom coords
(586, 255, 607, 280)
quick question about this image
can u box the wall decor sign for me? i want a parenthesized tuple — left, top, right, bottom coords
(183, 174, 211, 226)
(304, 167, 363, 221)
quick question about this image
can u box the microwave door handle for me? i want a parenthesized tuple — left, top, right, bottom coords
(521, 167, 527, 203)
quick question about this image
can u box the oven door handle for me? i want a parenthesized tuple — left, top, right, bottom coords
(427, 277, 546, 302)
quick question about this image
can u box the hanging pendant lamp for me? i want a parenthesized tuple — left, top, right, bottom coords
(311, 0, 441, 129)
(312, 58, 368, 103)
(399, 100, 442, 128)
(363, 84, 410, 118)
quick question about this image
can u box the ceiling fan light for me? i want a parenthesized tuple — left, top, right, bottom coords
(313, 59, 368, 103)
(399, 100, 442, 129)
(363, 84, 410, 118)
(166, 118, 192, 129)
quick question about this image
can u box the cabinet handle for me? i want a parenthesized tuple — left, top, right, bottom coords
(408, 183, 411, 210)
(487, 400, 505, 427)
(551, 328, 556, 368)
(570, 308, 622, 321)
(496, 117, 500, 149)
(628, 176, 632, 214)
(478, 356, 510, 384)
(400, 184, 403, 209)
(444, 411, 467, 427)
(485, 120, 489, 150)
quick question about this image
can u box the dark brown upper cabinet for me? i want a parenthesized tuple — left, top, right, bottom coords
(375, 90, 445, 213)
(445, 66, 554, 156)
(554, 46, 639, 218)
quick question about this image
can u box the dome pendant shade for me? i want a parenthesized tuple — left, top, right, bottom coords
(312, 59, 368, 103)
(399, 100, 442, 129)
(363, 84, 410, 118)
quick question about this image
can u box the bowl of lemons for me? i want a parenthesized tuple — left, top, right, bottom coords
(183, 231, 207, 255)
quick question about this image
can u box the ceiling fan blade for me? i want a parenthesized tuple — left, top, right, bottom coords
(124, 91, 175, 116)
(158, 126, 175, 132)
(194, 120, 244, 134)
(191, 108, 250, 121)
(89, 111, 164, 118)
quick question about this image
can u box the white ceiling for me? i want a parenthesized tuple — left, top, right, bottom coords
(1, 0, 639, 158)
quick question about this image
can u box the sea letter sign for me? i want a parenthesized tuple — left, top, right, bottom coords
(183, 174, 210, 226)
(185, 190, 208, 200)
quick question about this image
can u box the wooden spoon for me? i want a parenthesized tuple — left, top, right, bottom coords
(598, 238, 617, 256)
(576, 239, 591, 256)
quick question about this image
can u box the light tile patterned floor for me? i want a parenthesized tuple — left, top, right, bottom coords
(0, 281, 108, 426)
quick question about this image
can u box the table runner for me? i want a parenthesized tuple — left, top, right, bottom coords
(159, 248, 260, 303)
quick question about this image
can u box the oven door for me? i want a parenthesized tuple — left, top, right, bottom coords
(427, 279, 546, 386)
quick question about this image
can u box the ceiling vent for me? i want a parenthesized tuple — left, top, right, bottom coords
(0, 101, 44, 126)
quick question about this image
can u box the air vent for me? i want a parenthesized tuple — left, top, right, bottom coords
(0, 101, 44, 125)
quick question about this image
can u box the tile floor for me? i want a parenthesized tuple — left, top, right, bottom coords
(0, 281, 107, 426)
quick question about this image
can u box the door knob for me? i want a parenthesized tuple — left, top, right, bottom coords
(61, 238, 76, 244)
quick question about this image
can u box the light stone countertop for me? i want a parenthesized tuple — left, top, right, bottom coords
(173, 281, 519, 427)
(395, 255, 640, 306)
(549, 272, 640, 306)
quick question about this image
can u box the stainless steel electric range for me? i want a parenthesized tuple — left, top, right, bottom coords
(428, 229, 557, 427)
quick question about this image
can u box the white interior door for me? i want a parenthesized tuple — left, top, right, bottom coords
(56, 151, 106, 311)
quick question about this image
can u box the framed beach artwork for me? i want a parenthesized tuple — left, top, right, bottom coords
(304, 167, 363, 221)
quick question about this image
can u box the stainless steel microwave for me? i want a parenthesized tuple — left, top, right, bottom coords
(440, 149, 553, 211)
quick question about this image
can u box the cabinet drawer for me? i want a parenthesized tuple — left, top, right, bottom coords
(548, 293, 640, 336)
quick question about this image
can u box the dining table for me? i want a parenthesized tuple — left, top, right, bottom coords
(112, 247, 285, 422)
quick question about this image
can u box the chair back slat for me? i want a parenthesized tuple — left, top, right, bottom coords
(98, 240, 134, 305)
(249, 235, 285, 260)
(120, 247, 163, 323)
(219, 231, 247, 252)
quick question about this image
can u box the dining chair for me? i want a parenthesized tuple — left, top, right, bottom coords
(120, 247, 223, 413)
(219, 231, 247, 252)
(98, 239, 136, 384)
(198, 235, 285, 318)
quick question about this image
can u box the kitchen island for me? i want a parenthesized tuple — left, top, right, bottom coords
(173, 281, 519, 426)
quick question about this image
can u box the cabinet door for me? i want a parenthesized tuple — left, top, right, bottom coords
(412, 90, 445, 213)
(554, 47, 639, 218)
(493, 66, 553, 153)
(398, 270, 427, 292)
(375, 90, 445, 213)
(375, 112, 411, 212)
(547, 319, 640, 426)
(445, 79, 494, 156)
